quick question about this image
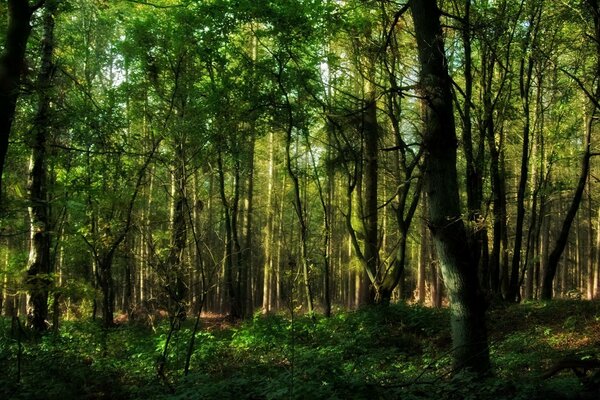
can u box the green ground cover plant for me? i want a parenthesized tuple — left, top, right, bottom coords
(0, 300, 598, 399)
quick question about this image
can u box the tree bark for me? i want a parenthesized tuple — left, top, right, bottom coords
(262, 131, 275, 314)
(363, 92, 379, 303)
(542, 116, 593, 299)
(411, 0, 490, 373)
(542, 0, 599, 300)
(0, 0, 37, 195)
(242, 134, 255, 316)
(459, 0, 487, 284)
(217, 147, 242, 319)
(26, 0, 57, 332)
(507, 5, 539, 302)
(168, 143, 188, 320)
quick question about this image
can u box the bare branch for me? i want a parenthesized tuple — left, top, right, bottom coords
(126, 0, 190, 9)
(384, 3, 410, 53)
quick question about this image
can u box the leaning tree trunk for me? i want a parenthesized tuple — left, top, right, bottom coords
(542, 0, 599, 300)
(26, 0, 57, 332)
(542, 117, 593, 300)
(411, 0, 490, 374)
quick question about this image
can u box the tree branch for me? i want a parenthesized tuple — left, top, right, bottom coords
(384, 3, 410, 53)
(126, 0, 189, 9)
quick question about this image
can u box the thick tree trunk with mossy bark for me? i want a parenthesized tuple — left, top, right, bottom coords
(410, 0, 490, 374)
(0, 1, 41, 196)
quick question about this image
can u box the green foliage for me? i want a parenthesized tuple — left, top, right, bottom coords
(2, 302, 596, 399)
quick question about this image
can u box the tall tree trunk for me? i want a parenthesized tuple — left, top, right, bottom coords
(0, 0, 38, 195)
(308, 129, 333, 317)
(418, 195, 428, 304)
(542, 0, 599, 300)
(217, 147, 241, 319)
(363, 90, 379, 303)
(542, 116, 594, 299)
(262, 131, 275, 313)
(231, 160, 243, 317)
(587, 175, 595, 300)
(595, 206, 600, 299)
(482, 45, 507, 298)
(123, 232, 133, 314)
(507, 9, 537, 301)
(168, 144, 188, 320)
(381, 43, 423, 303)
(286, 134, 314, 315)
(26, 0, 57, 332)
(242, 135, 255, 316)
(411, 0, 490, 373)
(459, 0, 487, 283)
(98, 252, 116, 328)
(276, 60, 314, 315)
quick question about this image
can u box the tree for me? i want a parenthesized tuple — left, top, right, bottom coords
(506, 1, 542, 302)
(0, 0, 43, 197)
(541, 0, 600, 300)
(410, 0, 490, 373)
(25, 0, 58, 332)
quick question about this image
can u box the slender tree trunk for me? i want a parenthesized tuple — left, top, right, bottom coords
(483, 53, 507, 298)
(276, 61, 314, 315)
(1, 240, 9, 315)
(542, 0, 600, 299)
(275, 172, 287, 310)
(587, 151, 596, 300)
(460, 0, 487, 284)
(431, 258, 442, 308)
(26, 0, 57, 332)
(363, 90, 379, 303)
(217, 148, 241, 319)
(508, 41, 535, 302)
(411, 0, 490, 373)
(168, 144, 188, 320)
(262, 131, 275, 313)
(523, 87, 543, 301)
(98, 254, 115, 328)
(595, 206, 600, 299)
(286, 137, 314, 315)
(542, 116, 594, 299)
(123, 232, 133, 313)
(243, 135, 255, 316)
(418, 195, 428, 304)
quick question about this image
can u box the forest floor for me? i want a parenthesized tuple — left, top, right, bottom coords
(0, 300, 599, 399)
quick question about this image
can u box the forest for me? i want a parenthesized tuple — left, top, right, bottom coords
(1, 0, 600, 398)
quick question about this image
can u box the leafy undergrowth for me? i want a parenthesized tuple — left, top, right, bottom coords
(0, 300, 598, 399)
